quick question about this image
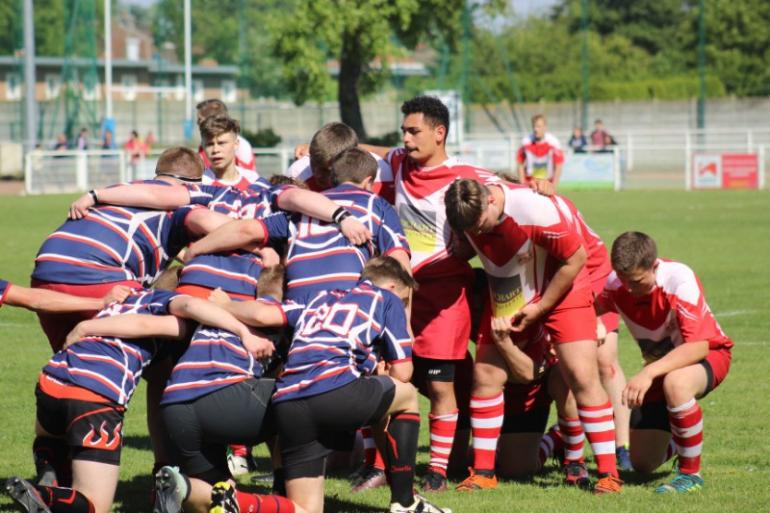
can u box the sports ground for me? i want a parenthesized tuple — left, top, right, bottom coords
(1, 189, 768, 512)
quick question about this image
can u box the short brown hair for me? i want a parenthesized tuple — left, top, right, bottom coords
(196, 99, 228, 122)
(532, 114, 546, 126)
(309, 122, 359, 178)
(444, 178, 489, 232)
(331, 148, 377, 186)
(199, 115, 240, 142)
(361, 256, 417, 291)
(257, 264, 286, 301)
(155, 146, 204, 179)
(611, 231, 658, 274)
(268, 175, 308, 189)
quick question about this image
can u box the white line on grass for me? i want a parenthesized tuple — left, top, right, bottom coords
(715, 310, 755, 317)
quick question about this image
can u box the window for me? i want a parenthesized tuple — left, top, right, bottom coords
(193, 79, 204, 102)
(45, 74, 61, 100)
(121, 74, 137, 100)
(222, 80, 236, 103)
(126, 37, 140, 61)
(5, 73, 21, 100)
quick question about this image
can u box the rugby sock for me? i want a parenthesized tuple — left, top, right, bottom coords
(538, 424, 565, 467)
(428, 410, 458, 476)
(578, 401, 617, 477)
(469, 392, 504, 474)
(361, 426, 386, 470)
(35, 486, 94, 513)
(558, 415, 585, 464)
(231, 444, 249, 458)
(668, 399, 703, 474)
(33, 436, 72, 487)
(385, 412, 420, 507)
(236, 491, 295, 513)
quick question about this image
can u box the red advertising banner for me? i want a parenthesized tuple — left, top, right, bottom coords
(692, 153, 759, 190)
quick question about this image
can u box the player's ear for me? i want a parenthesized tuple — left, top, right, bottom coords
(435, 124, 446, 145)
(360, 176, 374, 191)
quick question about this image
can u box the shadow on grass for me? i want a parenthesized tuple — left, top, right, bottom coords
(112, 473, 155, 513)
(122, 434, 153, 452)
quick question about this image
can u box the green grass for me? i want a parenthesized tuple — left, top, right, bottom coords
(1, 190, 769, 512)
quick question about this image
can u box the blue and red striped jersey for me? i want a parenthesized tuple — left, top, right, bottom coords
(261, 183, 409, 301)
(272, 281, 412, 403)
(42, 288, 179, 406)
(0, 279, 9, 306)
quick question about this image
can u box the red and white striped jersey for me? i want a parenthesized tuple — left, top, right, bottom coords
(284, 153, 396, 203)
(387, 147, 499, 279)
(517, 133, 564, 181)
(466, 183, 591, 317)
(599, 259, 733, 363)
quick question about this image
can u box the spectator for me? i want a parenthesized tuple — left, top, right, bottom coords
(145, 131, 157, 151)
(568, 127, 588, 153)
(102, 129, 116, 150)
(590, 119, 614, 152)
(124, 130, 148, 166)
(76, 128, 89, 150)
(53, 133, 68, 151)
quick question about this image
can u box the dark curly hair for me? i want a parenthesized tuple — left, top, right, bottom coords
(401, 95, 450, 134)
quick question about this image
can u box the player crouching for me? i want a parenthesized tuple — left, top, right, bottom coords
(598, 232, 733, 493)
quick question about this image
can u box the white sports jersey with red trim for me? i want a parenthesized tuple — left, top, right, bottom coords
(284, 154, 396, 203)
(559, 195, 611, 280)
(599, 259, 733, 362)
(388, 147, 499, 279)
(466, 183, 591, 317)
(517, 133, 564, 181)
(199, 135, 258, 189)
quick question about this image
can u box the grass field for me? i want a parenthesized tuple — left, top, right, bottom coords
(1, 190, 769, 513)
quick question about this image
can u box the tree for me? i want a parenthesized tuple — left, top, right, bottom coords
(270, 0, 479, 139)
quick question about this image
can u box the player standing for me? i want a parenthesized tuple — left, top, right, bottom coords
(517, 114, 564, 188)
(196, 99, 258, 183)
(598, 231, 732, 493)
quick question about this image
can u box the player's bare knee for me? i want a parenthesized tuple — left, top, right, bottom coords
(662, 370, 693, 404)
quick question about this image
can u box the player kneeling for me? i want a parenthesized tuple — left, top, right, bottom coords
(598, 232, 733, 494)
(218, 257, 450, 513)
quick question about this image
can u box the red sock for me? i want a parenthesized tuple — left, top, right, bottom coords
(578, 401, 617, 477)
(538, 424, 565, 467)
(236, 491, 295, 513)
(469, 393, 504, 472)
(428, 410, 458, 476)
(361, 426, 386, 470)
(558, 415, 585, 464)
(230, 444, 248, 458)
(668, 399, 703, 474)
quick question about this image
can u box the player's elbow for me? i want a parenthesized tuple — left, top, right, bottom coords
(389, 361, 413, 383)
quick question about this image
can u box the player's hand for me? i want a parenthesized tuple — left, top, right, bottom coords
(254, 247, 281, 267)
(102, 285, 132, 307)
(69, 194, 95, 219)
(339, 216, 372, 246)
(529, 179, 555, 197)
(510, 303, 545, 333)
(596, 318, 607, 346)
(63, 323, 87, 349)
(490, 316, 513, 345)
(182, 245, 197, 264)
(241, 330, 274, 359)
(208, 287, 231, 307)
(622, 369, 654, 408)
(294, 144, 310, 159)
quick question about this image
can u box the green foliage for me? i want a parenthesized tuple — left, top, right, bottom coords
(364, 130, 401, 147)
(242, 127, 281, 148)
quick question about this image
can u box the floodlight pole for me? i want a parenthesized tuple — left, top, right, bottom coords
(580, 0, 589, 132)
(104, 0, 113, 119)
(23, 0, 37, 153)
(183, 0, 193, 140)
(696, 0, 706, 130)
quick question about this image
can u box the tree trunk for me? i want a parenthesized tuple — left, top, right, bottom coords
(338, 33, 367, 140)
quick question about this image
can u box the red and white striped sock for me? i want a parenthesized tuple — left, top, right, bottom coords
(558, 416, 585, 464)
(578, 401, 617, 476)
(361, 426, 385, 470)
(538, 424, 565, 468)
(470, 392, 505, 473)
(428, 410, 458, 476)
(668, 399, 703, 474)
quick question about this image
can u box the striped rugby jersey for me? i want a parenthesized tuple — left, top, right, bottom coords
(0, 279, 9, 306)
(465, 182, 591, 318)
(32, 203, 198, 287)
(387, 147, 499, 280)
(42, 288, 179, 406)
(259, 183, 409, 302)
(272, 281, 412, 403)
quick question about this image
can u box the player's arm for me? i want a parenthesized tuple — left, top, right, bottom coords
(490, 316, 539, 383)
(358, 144, 390, 159)
(183, 208, 237, 238)
(65, 314, 186, 348)
(4, 284, 131, 313)
(185, 219, 266, 262)
(511, 245, 587, 333)
(552, 163, 562, 187)
(388, 360, 414, 383)
(209, 293, 287, 328)
(168, 295, 273, 358)
(69, 184, 194, 219)
(275, 187, 371, 245)
(623, 340, 709, 408)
